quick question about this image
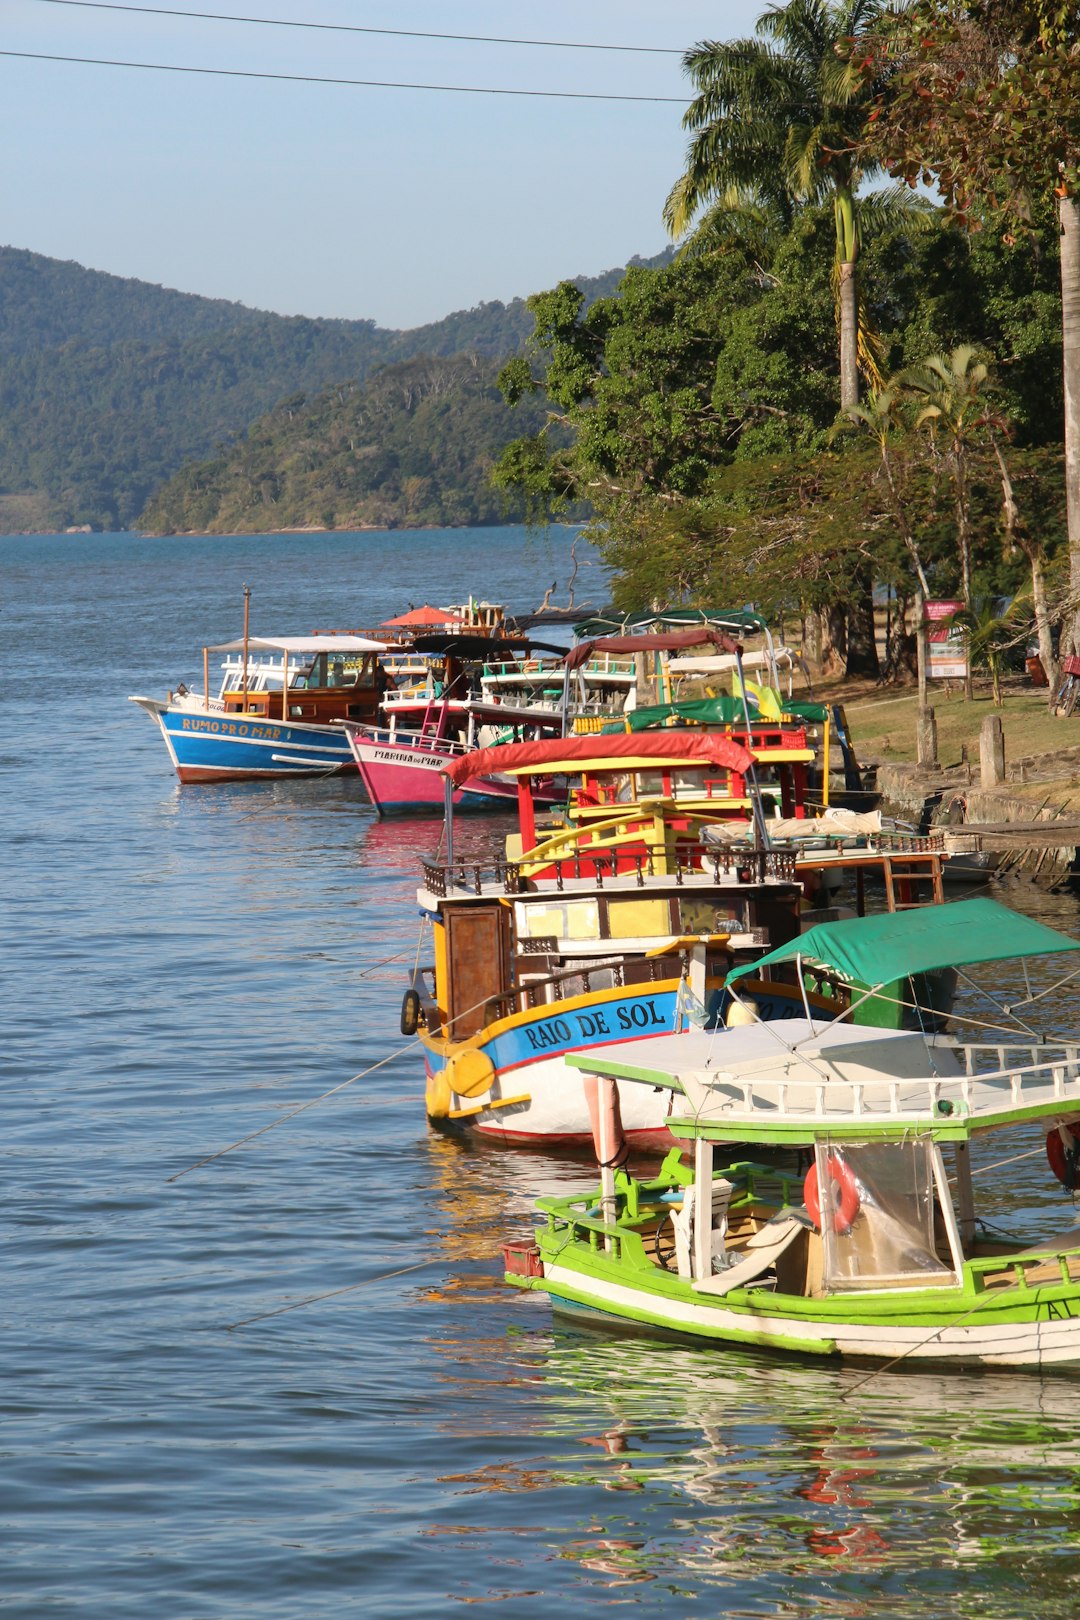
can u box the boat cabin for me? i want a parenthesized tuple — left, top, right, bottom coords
(191, 634, 388, 725)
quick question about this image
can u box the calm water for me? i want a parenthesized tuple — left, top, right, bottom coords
(6, 528, 1080, 1618)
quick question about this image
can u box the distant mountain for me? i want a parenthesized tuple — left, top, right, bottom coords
(0, 245, 671, 531)
(0, 245, 269, 355)
(139, 352, 572, 535)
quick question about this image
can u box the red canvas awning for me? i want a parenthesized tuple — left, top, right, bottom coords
(442, 729, 757, 786)
(564, 627, 741, 671)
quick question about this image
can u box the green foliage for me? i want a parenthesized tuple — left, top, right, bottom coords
(862, 3, 1080, 213)
(139, 354, 572, 534)
(0, 244, 671, 531)
(494, 184, 1069, 629)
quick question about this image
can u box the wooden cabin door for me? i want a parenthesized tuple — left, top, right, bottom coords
(445, 905, 511, 1040)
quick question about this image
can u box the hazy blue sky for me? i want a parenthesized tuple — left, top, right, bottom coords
(7, 0, 769, 328)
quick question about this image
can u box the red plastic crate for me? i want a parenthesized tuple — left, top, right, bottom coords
(1063, 655, 1080, 677)
(502, 1242, 544, 1279)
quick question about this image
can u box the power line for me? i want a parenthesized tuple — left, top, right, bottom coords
(0, 48, 686, 101)
(28, 0, 685, 55)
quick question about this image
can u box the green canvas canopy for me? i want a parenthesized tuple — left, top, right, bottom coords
(599, 695, 751, 732)
(781, 699, 829, 724)
(599, 695, 827, 733)
(726, 897, 1080, 990)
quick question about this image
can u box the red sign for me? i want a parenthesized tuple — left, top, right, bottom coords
(925, 600, 967, 679)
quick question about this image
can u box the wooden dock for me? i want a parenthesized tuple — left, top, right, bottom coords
(943, 823, 1080, 852)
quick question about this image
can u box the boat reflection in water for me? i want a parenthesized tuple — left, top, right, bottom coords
(526, 1331, 1080, 1601)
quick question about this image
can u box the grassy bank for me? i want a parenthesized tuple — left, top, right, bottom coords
(826, 677, 1080, 808)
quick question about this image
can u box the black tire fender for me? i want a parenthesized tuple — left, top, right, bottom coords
(400, 988, 422, 1037)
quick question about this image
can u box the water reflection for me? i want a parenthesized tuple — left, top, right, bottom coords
(513, 1332, 1080, 1608)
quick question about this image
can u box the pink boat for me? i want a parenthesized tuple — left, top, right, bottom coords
(343, 698, 567, 815)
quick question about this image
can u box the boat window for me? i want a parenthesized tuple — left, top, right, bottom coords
(606, 898, 673, 939)
(817, 1138, 958, 1292)
(514, 899, 600, 942)
(678, 897, 747, 934)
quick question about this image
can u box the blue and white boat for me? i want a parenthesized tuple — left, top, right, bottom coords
(130, 632, 388, 782)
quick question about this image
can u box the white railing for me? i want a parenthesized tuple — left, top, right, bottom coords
(702, 1046, 1080, 1125)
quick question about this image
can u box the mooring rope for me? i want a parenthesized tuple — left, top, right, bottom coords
(224, 1257, 442, 1330)
(838, 1274, 1028, 1400)
(167, 1037, 425, 1182)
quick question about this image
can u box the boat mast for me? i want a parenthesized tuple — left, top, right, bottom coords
(241, 584, 251, 715)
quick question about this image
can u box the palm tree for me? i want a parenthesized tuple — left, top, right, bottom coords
(952, 595, 1031, 708)
(898, 346, 997, 610)
(664, 0, 921, 412)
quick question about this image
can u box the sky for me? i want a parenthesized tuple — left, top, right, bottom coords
(6, 0, 769, 330)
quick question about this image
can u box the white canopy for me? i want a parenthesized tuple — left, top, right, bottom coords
(667, 647, 795, 675)
(207, 635, 387, 654)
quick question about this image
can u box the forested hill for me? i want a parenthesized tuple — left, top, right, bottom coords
(0, 245, 669, 532)
(138, 353, 565, 535)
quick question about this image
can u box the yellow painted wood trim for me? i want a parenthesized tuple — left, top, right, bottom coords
(447, 1091, 531, 1120)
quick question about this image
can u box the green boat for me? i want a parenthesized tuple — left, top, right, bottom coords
(506, 898, 1080, 1369)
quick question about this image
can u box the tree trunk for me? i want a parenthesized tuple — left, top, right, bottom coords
(1030, 547, 1058, 696)
(1061, 193, 1080, 653)
(845, 571, 880, 680)
(952, 444, 974, 699)
(819, 607, 847, 676)
(802, 606, 820, 668)
(838, 260, 859, 413)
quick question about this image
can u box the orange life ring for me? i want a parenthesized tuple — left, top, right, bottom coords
(1046, 1124, 1080, 1189)
(804, 1157, 860, 1235)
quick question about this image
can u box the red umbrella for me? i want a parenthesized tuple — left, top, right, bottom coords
(380, 604, 462, 628)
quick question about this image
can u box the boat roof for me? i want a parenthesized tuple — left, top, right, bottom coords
(564, 628, 740, 671)
(207, 634, 387, 654)
(408, 633, 539, 657)
(377, 697, 564, 729)
(726, 896, 1080, 991)
(667, 648, 793, 674)
(600, 695, 804, 733)
(441, 729, 757, 786)
(566, 1018, 1080, 1143)
(573, 608, 768, 638)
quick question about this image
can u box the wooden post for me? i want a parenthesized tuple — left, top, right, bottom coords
(598, 1076, 618, 1250)
(634, 651, 648, 707)
(953, 1142, 976, 1250)
(980, 713, 1005, 788)
(916, 589, 928, 709)
(916, 705, 937, 769)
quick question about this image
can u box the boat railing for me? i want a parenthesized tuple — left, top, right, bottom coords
(953, 1039, 1080, 1074)
(484, 952, 677, 1023)
(421, 856, 525, 897)
(535, 1161, 803, 1254)
(421, 845, 797, 897)
(689, 1049, 1080, 1125)
(871, 832, 945, 853)
(968, 1242, 1080, 1294)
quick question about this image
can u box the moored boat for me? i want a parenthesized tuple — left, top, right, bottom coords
(508, 899, 1080, 1369)
(342, 633, 572, 814)
(130, 630, 388, 782)
(406, 731, 947, 1148)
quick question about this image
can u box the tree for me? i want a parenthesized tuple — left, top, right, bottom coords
(664, 0, 926, 414)
(858, 0, 1080, 656)
(899, 346, 995, 612)
(953, 594, 1031, 706)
